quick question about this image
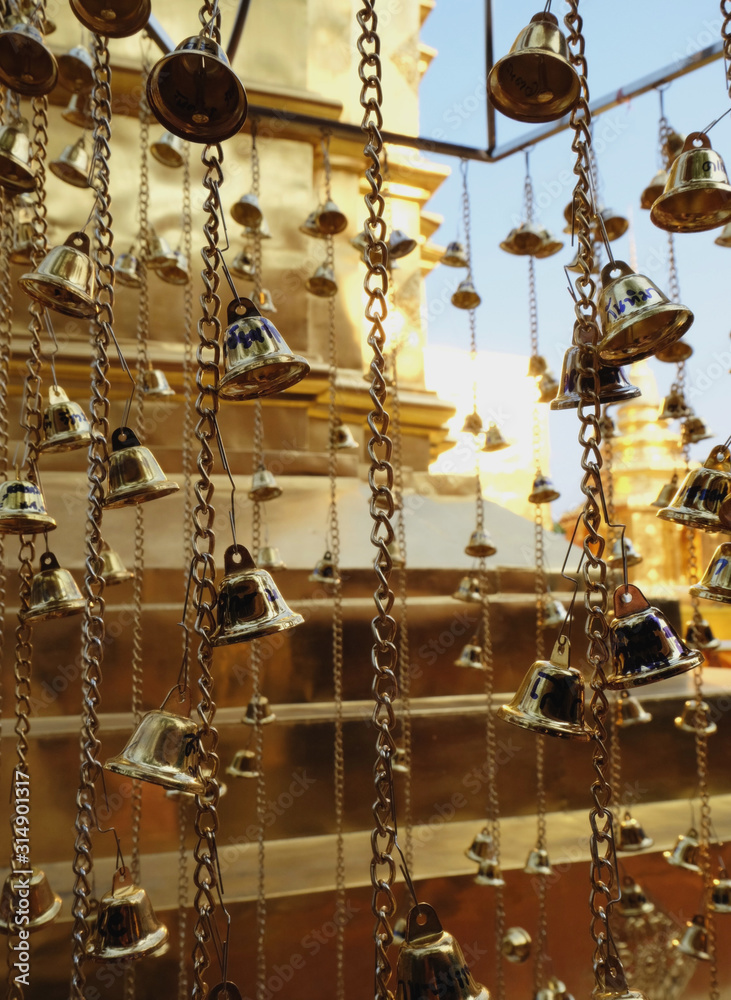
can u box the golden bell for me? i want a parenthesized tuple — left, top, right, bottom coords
(607, 584, 702, 688)
(499, 222, 545, 256)
(0, 18, 58, 97)
(465, 827, 498, 864)
(246, 217, 272, 240)
(535, 977, 574, 1000)
(597, 260, 693, 365)
(606, 536, 642, 569)
(524, 847, 552, 876)
(301, 209, 328, 240)
(441, 241, 468, 267)
(50, 137, 90, 189)
(231, 250, 255, 281)
(258, 288, 277, 312)
(104, 707, 204, 793)
(455, 643, 483, 669)
(685, 617, 720, 651)
(305, 263, 338, 298)
(501, 927, 531, 963)
(259, 545, 286, 570)
(218, 298, 310, 401)
(40, 384, 91, 453)
(309, 550, 340, 586)
(140, 366, 175, 398)
(242, 695, 276, 725)
(665, 130, 687, 161)
(22, 550, 84, 623)
(333, 419, 359, 450)
(616, 811, 653, 852)
(0, 120, 35, 193)
(70, 0, 151, 38)
(617, 877, 654, 918)
(395, 903, 491, 1000)
(528, 474, 560, 504)
(104, 427, 179, 509)
(615, 691, 652, 727)
(664, 829, 701, 872)
(156, 250, 189, 286)
(10, 219, 34, 264)
(101, 541, 133, 586)
(528, 354, 548, 377)
(487, 10, 579, 123)
(465, 529, 496, 558)
(536, 370, 559, 403)
(657, 386, 691, 421)
(551, 344, 640, 410)
(57, 44, 94, 93)
(19, 230, 96, 319)
(317, 199, 348, 235)
(674, 698, 717, 736)
(392, 746, 409, 774)
(62, 93, 94, 130)
(116, 250, 142, 289)
(146, 33, 247, 143)
(596, 207, 628, 242)
(475, 859, 505, 887)
(226, 749, 258, 778)
(532, 227, 563, 258)
(231, 192, 263, 230)
(640, 169, 668, 210)
(710, 875, 731, 913)
(482, 422, 509, 452)
(0, 867, 61, 933)
(462, 411, 483, 435)
(86, 867, 168, 962)
(498, 637, 591, 741)
(714, 220, 731, 247)
(452, 575, 481, 603)
(657, 445, 731, 532)
(682, 415, 713, 445)
(540, 594, 567, 629)
(651, 132, 731, 233)
(387, 229, 417, 260)
(249, 466, 282, 502)
(150, 130, 186, 168)
(146, 229, 175, 271)
(212, 543, 303, 645)
(651, 474, 679, 508)
(0, 477, 56, 534)
(673, 913, 710, 961)
(655, 339, 693, 363)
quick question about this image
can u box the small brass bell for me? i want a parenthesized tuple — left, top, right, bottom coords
(616, 811, 653, 853)
(146, 229, 175, 271)
(487, 10, 579, 123)
(501, 927, 531, 963)
(607, 584, 702, 688)
(147, 32, 247, 143)
(57, 44, 94, 93)
(651, 473, 679, 508)
(242, 695, 276, 726)
(666, 130, 687, 160)
(528, 474, 560, 504)
(674, 698, 717, 736)
(22, 550, 85, 622)
(10, 219, 34, 265)
(452, 575, 481, 603)
(551, 344, 640, 410)
(218, 298, 310, 401)
(498, 636, 591, 741)
(259, 545, 286, 570)
(156, 250, 189, 286)
(441, 241, 468, 267)
(454, 643, 483, 669)
(657, 386, 691, 421)
(116, 250, 142, 289)
(462, 411, 483, 435)
(231, 192, 263, 230)
(657, 445, 731, 532)
(537, 370, 559, 403)
(0, 16, 58, 97)
(101, 542, 134, 586)
(482, 422, 509, 452)
(226, 749, 258, 778)
(528, 354, 548, 377)
(332, 418, 359, 450)
(50, 138, 91, 189)
(685, 617, 720, 651)
(317, 199, 348, 235)
(664, 829, 701, 872)
(104, 427, 179, 509)
(524, 847, 552, 876)
(715, 220, 731, 247)
(305, 263, 338, 298)
(475, 859, 505, 887)
(62, 93, 94, 130)
(150, 130, 186, 168)
(140, 366, 175, 398)
(597, 260, 693, 365)
(165, 765, 227, 802)
(606, 536, 642, 569)
(465, 529, 497, 558)
(301, 210, 328, 240)
(387, 229, 417, 260)
(596, 207, 628, 242)
(86, 867, 168, 962)
(246, 217, 272, 240)
(540, 594, 567, 629)
(532, 227, 563, 258)
(673, 913, 710, 961)
(710, 874, 731, 913)
(70, 0, 151, 38)
(535, 977, 574, 1000)
(212, 543, 303, 645)
(249, 465, 282, 502)
(395, 903, 491, 1000)
(465, 827, 498, 864)
(640, 169, 668, 210)
(231, 250, 255, 281)
(451, 278, 481, 310)
(0, 867, 61, 933)
(40, 384, 91, 453)
(682, 414, 713, 445)
(617, 877, 654, 918)
(499, 222, 545, 256)
(0, 476, 56, 534)
(258, 288, 277, 313)
(104, 706, 204, 793)
(19, 231, 96, 319)
(0, 120, 35, 193)
(309, 550, 340, 586)
(655, 339, 693, 363)
(651, 132, 731, 233)
(615, 691, 652, 727)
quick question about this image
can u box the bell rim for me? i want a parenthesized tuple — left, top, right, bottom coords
(0, 152, 36, 192)
(0, 891, 62, 932)
(487, 55, 580, 125)
(616, 836, 655, 853)
(474, 871, 506, 887)
(49, 159, 90, 188)
(675, 715, 718, 735)
(440, 254, 468, 267)
(618, 900, 655, 917)
(155, 265, 189, 286)
(464, 543, 497, 557)
(69, 0, 152, 38)
(451, 291, 482, 309)
(86, 921, 168, 962)
(664, 854, 701, 873)
(102, 569, 135, 585)
(551, 379, 641, 410)
(102, 480, 180, 510)
(598, 312, 694, 366)
(39, 428, 91, 453)
(0, 511, 57, 534)
(497, 703, 591, 742)
(18, 271, 97, 319)
(150, 144, 185, 169)
(20, 597, 86, 622)
(217, 354, 310, 401)
(308, 572, 341, 585)
(605, 650, 703, 690)
(650, 185, 731, 234)
(451, 590, 481, 603)
(528, 489, 561, 504)
(211, 608, 304, 646)
(246, 483, 282, 502)
(657, 505, 731, 534)
(104, 755, 205, 794)
(0, 34, 58, 98)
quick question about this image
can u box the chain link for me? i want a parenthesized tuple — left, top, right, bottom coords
(177, 799, 190, 1000)
(723, 0, 731, 97)
(251, 125, 263, 303)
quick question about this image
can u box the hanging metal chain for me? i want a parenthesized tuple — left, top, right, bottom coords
(723, 0, 731, 95)
(177, 799, 190, 1000)
(69, 34, 114, 1000)
(250, 124, 263, 304)
(0, 193, 11, 782)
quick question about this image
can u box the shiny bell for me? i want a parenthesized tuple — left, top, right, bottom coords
(655, 339, 693, 363)
(673, 914, 710, 961)
(482, 422, 509, 452)
(258, 545, 286, 570)
(104, 708, 204, 793)
(651, 132, 731, 233)
(451, 278, 481, 310)
(441, 241, 468, 267)
(395, 903, 491, 1000)
(501, 927, 531, 963)
(147, 33, 247, 143)
(540, 594, 567, 629)
(140, 366, 175, 398)
(487, 10, 579, 123)
(617, 877, 654, 918)
(0, 476, 56, 534)
(146, 230, 175, 270)
(57, 44, 94, 93)
(692, 542, 731, 603)
(657, 386, 691, 421)
(597, 260, 693, 365)
(537, 370, 559, 403)
(10, 220, 34, 264)
(317, 199, 348, 235)
(596, 207, 629, 242)
(462, 411, 483, 435)
(528, 474, 560, 504)
(226, 749, 258, 778)
(455, 643, 483, 669)
(305, 263, 338, 298)
(0, 17, 58, 97)
(22, 550, 85, 622)
(452, 575, 481, 603)
(682, 415, 713, 445)
(615, 691, 652, 727)
(156, 250, 189, 286)
(387, 229, 417, 260)
(0, 867, 61, 933)
(166, 765, 227, 803)
(674, 698, 717, 736)
(657, 445, 731, 532)
(116, 251, 142, 289)
(301, 210, 328, 240)
(535, 977, 574, 1000)
(86, 867, 168, 962)
(49, 137, 90, 189)
(0, 120, 35, 192)
(475, 859, 505, 887)
(62, 93, 94, 130)
(247, 218, 272, 240)
(685, 617, 720, 651)
(651, 474, 679, 508)
(532, 227, 563, 258)
(664, 829, 701, 872)
(231, 250, 255, 280)
(465, 529, 496, 558)
(231, 192, 263, 230)
(465, 827, 498, 864)
(616, 811, 653, 853)
(150, 130, 186, 168)
(212, 543, 303, 645)
(606, 536, 642, 569)
(528, 354, 548, 377)
(499, 222, 545, 256)
(332, 419, 359, 450)
(249, 466, 282, 502)
(309, 550, 340, 586)
(70, 0, 151, 38)
(242, 695, 276, 726)
(101, 541, 133, 586)
(524, 847, 552, 876)
(498, 637, 591, 741)
(710, 875, 731, 913)
(551, 344, 640, 410)
(714, 220, 731, 247)
(19, 230, 96, 319)
(40, 384, 91, 453)
(607, 584, 702, 688)
(640, 169, 668, 210)
(103, 427, 178, 509)
(218, 298, 310, 401)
